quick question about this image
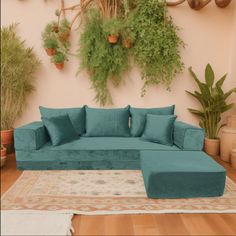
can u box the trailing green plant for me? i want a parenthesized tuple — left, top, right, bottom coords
(102, 18, 122, 36)
(1, 24, 40, 130)
(186, 64, 236, 139)
(129, 0, 184, 96)
(78, 10, 129, 105)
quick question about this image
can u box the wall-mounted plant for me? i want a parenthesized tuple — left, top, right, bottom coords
(129, 0, 184, 96)
(102, 18, 122, 44)
(52, 52, 67, 70)
(42, 18, 70, 70)
(78, 10, 129, 105)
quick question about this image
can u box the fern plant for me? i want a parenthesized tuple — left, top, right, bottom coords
(186, 64, 236, 139)
(1, 25, 40, 130)
(129, 0, 184, 96)
(78, 10, 129, 105)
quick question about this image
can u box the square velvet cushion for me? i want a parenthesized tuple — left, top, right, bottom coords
(39, 106, 85, 135)
(42, 114, 78, 146)
(85, 106, 130, 137)
(130, 105, 175, 137)
(142, 114, 177, 146)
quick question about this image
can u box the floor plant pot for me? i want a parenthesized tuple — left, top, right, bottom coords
(231, 148, 236, 170)
(45, 48, 56, 56)
(55, 62, 64, 70)
(108, 35, 118, 44)
(1, 146, 7, 167)
(1, 129, 14, 146)
(204, 138, 220, 156)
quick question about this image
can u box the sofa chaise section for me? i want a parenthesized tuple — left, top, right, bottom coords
(141, 151, 226, 198)
(14, 121, 204, 170)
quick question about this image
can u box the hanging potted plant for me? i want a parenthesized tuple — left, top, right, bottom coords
(186, 64, 236, 156)
(1, 144, 7, 167)
(1, 25, 40, 151)
(58, 19, 71, 42)
(52, 52, 66, 70)
(43, 38, 58, 56)
(102, 18, 122, 44)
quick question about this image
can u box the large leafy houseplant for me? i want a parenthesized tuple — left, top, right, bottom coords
(1, 25, 40, 145)
(79, 10, 129, 106)
(186, 64, 236, 155)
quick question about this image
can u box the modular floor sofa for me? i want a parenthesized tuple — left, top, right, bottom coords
(14, 105, 226, 198)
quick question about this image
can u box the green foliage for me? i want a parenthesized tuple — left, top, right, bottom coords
(1, 25, 40, 130)
(186, 64, 236, 139)
(42, 19, 70, 61)
(52, 52, 66, 63)
(43, 37, 58, 49)
(79, 10, 129, 106)
(129, 0, 184, 95)
(102, 18, 122, 36)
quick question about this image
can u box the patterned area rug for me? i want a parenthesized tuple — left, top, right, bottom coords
(2, 170, 236, 215)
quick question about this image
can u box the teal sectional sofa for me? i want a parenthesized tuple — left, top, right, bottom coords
(14, 105, 226, 198)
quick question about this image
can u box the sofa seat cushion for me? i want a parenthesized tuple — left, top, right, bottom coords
(15, 138, 180, 170)
(141, 151, 226, 199)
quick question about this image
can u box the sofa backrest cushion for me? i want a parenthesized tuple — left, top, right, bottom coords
(141, 114, 177, 145)
(39, 106, 85, 135)
(42, 114, 79, 146)
(85, 106, 130, 137)
(130, 105, 175, 137)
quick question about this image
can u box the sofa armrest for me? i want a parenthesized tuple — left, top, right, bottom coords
(14, 121, 49, 150)
(174, 121, 204, 150)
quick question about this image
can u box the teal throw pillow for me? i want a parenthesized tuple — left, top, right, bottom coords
(130, 105, 175, 137)
(39, 106, 85, 135)
(142, 114, 177, 146)
(42, 114, 78, 146)
(85, 106, 130, 137)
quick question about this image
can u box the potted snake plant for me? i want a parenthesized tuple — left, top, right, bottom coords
(186, 64, 236, 156)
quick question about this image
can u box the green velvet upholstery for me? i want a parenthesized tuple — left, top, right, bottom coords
(174, 121, 204, 150)
(142, 114, 177, 145)
(14, 122, 49, 150)
(130, 105, 175, 137)
(141, 151, 226, 199)
(15, 137, 180, 170)
(39, 106, 85, 135)
(42, 115, 78, 146)
(85, 106, 130, 137)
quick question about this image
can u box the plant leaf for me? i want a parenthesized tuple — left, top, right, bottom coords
(205, 64, 214, 87)
(216, 73, 227, 88)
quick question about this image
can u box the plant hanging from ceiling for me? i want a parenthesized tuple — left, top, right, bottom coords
(129, 0, 184, 96)
(78, 9, 129, 106)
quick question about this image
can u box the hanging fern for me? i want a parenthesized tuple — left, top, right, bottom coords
(78, 10, 129, 106)
(129, 0, 184, 96)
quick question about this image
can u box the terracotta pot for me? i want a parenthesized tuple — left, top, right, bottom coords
(108, 35, 118, 44)
(55, 62, 64, 70)
(215, 0, 232, 8)
(123, 39, 132, 48)
(204, 138, 220, 156)
(45, 48, 56, 56)
(52, 25, 59, 33)
(1, 147, 7, 167)
(231, 149, 236, 170)
(1, 129, 14, 145)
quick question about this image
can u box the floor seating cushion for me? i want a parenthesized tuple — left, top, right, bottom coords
(140, 151, 226, 199)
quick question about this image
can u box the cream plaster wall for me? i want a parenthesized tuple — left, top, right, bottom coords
(1, 0, 236, 127)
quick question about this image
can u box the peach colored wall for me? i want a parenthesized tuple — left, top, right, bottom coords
(1, 0, 236, 128)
